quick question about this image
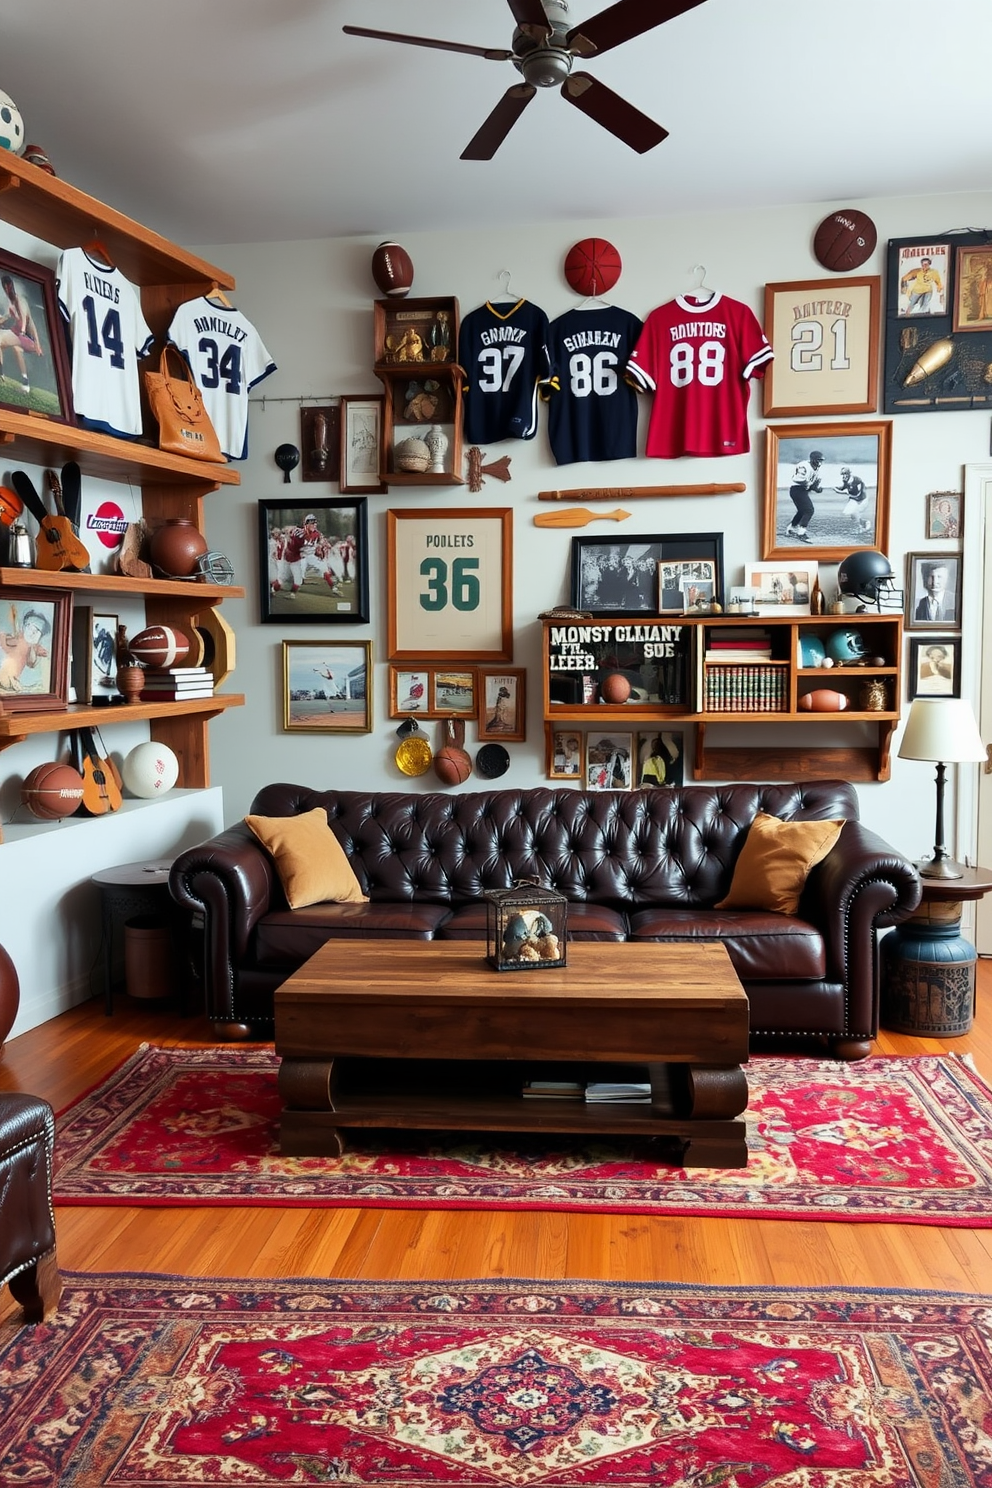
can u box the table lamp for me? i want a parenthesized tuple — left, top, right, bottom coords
(897, 697, 987, 878)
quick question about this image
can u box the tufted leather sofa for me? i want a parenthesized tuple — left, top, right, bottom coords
(0, 1093, 62, 1321)
(170, 780, 921, 1060)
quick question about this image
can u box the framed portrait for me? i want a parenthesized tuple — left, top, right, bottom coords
(478, 669, 526, 742)
(905, 552, 961, 630)
(70, 604, 120, 704)
(432, 668, 476, 717)
(925, 490, 962, 540)
(282, 639, 372, 733)
(743, 560, 818, 616)
(908, 637, 961, 699)
(299, 403, 340, 483)
(258, 497, 369, 624)
(763, 277, 880, 416)
(657, 559, 716, 614)
(762, 421, 891, 561)
(389, 666, 431, 717)
(570, 532, 724, 616)
(896, 244, 950, 318)
(339, 395, 387, 494)
(0, 587, 72, 713)
(585, 731, 632, 791)
(547, 727, 583, 781)
(387, 507, 513, 662)
(952, 245, 992, 333)
(634, 730, 684, 789)
(0, 248, 74, 425)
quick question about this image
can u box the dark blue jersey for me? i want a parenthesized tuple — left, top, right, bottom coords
(458, 299, 554, 443)
(545, 306, 643, 464)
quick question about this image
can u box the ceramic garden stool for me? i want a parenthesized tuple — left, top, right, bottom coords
(0, 1092, 62, 1321)
(880, 865, 992, 1036)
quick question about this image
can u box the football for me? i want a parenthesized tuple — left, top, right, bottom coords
(564, 237, 622, 297)
(798, 689, 849, 712)
(128, 625, 191, 669)
(21, 761, 85, 820)
(371, 241, 414, 298)
(812, 209, 877, 272)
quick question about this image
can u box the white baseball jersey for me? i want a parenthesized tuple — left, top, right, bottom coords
(56, 248, 154, 438)
(168, 297, 276, 460)
(626, 292, 773, 457)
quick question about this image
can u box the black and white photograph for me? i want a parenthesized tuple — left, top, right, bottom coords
(657, 560, 715, 614)
(762, 422, 891, 561)
(585, 731, 632, 791)
(906, 552, 961, 630)
(258, 497, 369, 624)
(571, 534, 723, 616)
(908, 637, 961, 698)
(634, 730, 684, 788)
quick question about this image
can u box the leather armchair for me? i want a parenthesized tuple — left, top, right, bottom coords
(0, 1093, 62, 1321)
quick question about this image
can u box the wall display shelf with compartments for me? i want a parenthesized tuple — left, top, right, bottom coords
(0, 152, 245, 787)
(373, 296, 464, 486)
(542, 613, 903, 783)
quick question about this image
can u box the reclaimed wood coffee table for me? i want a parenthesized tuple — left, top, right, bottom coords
(275, 939, 750, 1168)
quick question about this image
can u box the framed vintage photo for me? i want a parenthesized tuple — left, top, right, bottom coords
(0, 587, 72, 713)
(763, 277, 880, 416)
(908, 637, 961, 699)
(743, 560, 818, 616)
(547, 727, 583, 781)
(90, 612, 120, 702)
(896, 244, 950, 318)
(762, 421, 891, 561)
(925, 490, 962, 540)
(389, 666, 431, 717)
(571, 533, 724, 616)
(339, 395, 387, 494)
(0, 248, 74, 424)
(478, 669, 526, 742)
(387, 507, 513, 662)
(953, 245, 992, 333)
(657, 559, 716, 614)
(300, 403, 340, 483)
(634, 730, 684, 788)
(432, 669, 476, 717)
(258, 497, 369, 624)
(905, 552, 961, 630)
(585, 731, 632, 791)
(282, 639, 372, 733)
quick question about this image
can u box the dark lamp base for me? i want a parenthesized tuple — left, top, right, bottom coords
(918, 855, 965, 880)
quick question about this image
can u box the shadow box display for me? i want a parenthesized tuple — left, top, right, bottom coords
(544, 616, 694, 715)
(883, 232, 992, 414)
(374, 296, 464, 486)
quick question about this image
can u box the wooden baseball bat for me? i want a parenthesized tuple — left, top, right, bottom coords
(533, 508, 631, 528)
(537, 483, 746, 501)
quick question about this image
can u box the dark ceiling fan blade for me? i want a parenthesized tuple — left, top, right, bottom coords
(561, 73, 668, 153)
(342, 26, 512, 62)
(505, 0, 554, 41)
(461, 85, 537, 160)
(566, 0, 707, 58)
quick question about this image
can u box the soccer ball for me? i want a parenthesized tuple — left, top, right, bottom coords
(122, 742, 179, 798)
(0, 89, 25, 156)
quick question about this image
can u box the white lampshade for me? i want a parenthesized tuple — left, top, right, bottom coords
(898, 698, 987, 763)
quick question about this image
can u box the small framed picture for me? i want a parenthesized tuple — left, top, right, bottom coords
(0, 248, 75, 424)
(432, 669, 476, 717)
(634, 730, 684, 788)
(657, 559, 716, 614)
(0, 587, 72, 713)
(925, 491, 962, 540)
(585, 731, 632, 791)
(90, 611, 120, 703)
(896, 244, 950, 318)
(339, 395, 387, 494)
(743, 561, 818, 616)
(299, 403, 341, 483)
(547, 728, 583, 781)
(953, 245, 992, 333)
(259, 497, 370, 624)
(908, 637, 961, 699)
(905, 552, 961, 629)
(282, 640, 372, 733)
(478, 669, 526, 742)
(389, 666, 431, 717)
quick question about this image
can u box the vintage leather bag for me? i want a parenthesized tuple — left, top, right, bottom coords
(144, 345, 223, 463)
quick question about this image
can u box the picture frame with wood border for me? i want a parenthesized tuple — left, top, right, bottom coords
(0, 586, 72, 713)
(763, 277, 880, 417)
(386, 507, 513, 662)
(282, 639, 372, 733)
(0, 247, 75, 425)
(762, 420, 891, 561)
(431, 668, 476, 717)
(547, 726, 583, 781)
(478, 668, 526, 743)
(339, 395, 387, 494)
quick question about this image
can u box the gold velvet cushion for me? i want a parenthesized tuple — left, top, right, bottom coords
(715, 812, 845, 915)
(244, 807, 368, 910)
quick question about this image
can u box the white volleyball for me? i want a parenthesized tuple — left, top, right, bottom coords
(123, 741, 179, 798)
(0, 89, 25, 156)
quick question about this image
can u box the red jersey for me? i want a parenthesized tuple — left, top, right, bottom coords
(626, 292, 773, 457)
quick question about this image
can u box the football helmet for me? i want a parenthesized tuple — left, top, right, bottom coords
(836, 549, 903, 611)
(826, 628, 869, 663)
(799, 635, 826, 667)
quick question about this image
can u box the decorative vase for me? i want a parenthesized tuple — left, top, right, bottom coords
(116, 663, 145, 703)
(425, 424, 449, 475)
(149, 517, 208, 578)
(0, 941, 20, 1047)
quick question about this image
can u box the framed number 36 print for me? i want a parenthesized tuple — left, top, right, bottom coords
(387, 508, 513, 661)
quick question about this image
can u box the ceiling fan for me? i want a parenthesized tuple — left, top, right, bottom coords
(343, 0, 706, 160)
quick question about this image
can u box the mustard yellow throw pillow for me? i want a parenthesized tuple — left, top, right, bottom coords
(244, 807, 368, 910)
(715, 812, 844, 915)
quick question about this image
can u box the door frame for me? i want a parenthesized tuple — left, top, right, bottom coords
(961, 461, 992, 949)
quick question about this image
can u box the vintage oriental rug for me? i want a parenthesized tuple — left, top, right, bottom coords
(52, 1045, 992, 1223)
(2, 1274, 991, 1485)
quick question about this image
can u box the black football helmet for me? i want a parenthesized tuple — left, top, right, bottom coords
(836, 549, 902, 612)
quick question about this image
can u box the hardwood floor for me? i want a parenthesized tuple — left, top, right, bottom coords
(2, 964, 991, 1326)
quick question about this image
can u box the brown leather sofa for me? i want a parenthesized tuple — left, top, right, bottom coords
(0, 1093, 62, 1321)
(170, 780, 921, 1059)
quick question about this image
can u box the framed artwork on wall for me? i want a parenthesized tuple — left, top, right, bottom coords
(478, 668, 526, 742)
(896, 244, 949, 318)
(908, 637, 960, 698)
(431, 669, 476, 717)
(905, 552, 961, 630)
(258, 497, 369, 624)
(0, 586, 72, 712)
(339, 396, 387, 494)
(743, 560, 818, 616)
(762, 421, 891, 561)
(282, 639, 372, 733)
(952, 245, 992, 333)
(925, 491, 961, 539)
(657, 558, 716, 614)
(386, 507, 513, 662)
(547, 728, 583, 781)
(0, 248, 75, 425)
(762, 277, 880, 417)
(634, 730, 684, 788)
(570, 532, 724, 616)
(883, 232, 992, 413)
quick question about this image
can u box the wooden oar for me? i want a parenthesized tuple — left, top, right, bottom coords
(537, 483, 745, 501)
(533, 507, 631, 528)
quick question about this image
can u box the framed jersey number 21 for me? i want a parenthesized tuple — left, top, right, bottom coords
(763, 277, 880, 417)
(387, 508, 513, 662)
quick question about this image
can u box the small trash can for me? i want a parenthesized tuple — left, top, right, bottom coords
(123, 916, 176, 1001)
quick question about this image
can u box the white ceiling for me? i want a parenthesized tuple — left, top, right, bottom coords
(2, 0, 990, 249)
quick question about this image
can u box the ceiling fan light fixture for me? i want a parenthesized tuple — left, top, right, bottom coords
(518, 45, 574, 88)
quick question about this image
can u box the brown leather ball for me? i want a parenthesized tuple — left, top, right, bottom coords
(600, 671, 631, 705)
(433, 745, 472, 786)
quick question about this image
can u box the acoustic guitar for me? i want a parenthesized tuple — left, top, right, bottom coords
(71, 728, 123, 815)
(9, 468, 90, 573)
(47, 464, 91, 573)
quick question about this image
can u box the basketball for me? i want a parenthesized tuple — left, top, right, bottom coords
(122, 741, 179, 798)
(600, 671, 631, 704)
(812, 209, 877, 272)
(21, 762, 85, 820)
(564, 237, 622, 297)
(372, 241, 414, 298)
(128, 625, 191, 668)
(0, 485, 22, 526)
(433, 745, 472, 787)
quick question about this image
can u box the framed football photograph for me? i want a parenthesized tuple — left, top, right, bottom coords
(259, 497, 369, 625)
(0, 248, 75, 424)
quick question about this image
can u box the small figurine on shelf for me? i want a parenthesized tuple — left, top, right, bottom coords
(424, 424, 449, 475)
(430, 310, 452, 362)
(115, 625, 145, 704)
(385, 327, 425, 363)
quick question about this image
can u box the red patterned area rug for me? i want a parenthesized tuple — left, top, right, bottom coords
(2, 1274, 992, 1485)
(52, 1046, 992, 1223)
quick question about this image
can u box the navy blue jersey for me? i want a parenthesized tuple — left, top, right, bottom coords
(545, 306, 643, 464)
(458, 299, 554, 443)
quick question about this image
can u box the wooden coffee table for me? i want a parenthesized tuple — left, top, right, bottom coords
(274, 939, 750, 1167)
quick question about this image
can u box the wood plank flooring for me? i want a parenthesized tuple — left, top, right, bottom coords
(2, 964, 991, 1327)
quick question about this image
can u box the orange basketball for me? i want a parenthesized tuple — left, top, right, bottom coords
(600, 671, 631, 705)
(21, 762, 85, 820)
(433, 745, 472, 787)
(0, 485, 22, 527)
(564, 237, 622, 297)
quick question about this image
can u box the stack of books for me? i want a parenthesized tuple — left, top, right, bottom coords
(704, 627, 773, 661)
(584, 1081, 652, 1104)
(140, 666, 215, 702)
(522, 1079, 585, 1100)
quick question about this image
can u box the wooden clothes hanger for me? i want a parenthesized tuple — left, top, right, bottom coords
(207, 281, 234, 308)
(82, 235, 115, 269)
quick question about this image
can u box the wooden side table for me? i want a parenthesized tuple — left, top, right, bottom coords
(879, 865, 992, 1036)
(91, 859, 177, 1015)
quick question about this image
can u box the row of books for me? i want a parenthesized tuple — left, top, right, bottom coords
(140, 666, 215, 702)
(703, 663, 789, 713)
(522, 1079, 651, 1104)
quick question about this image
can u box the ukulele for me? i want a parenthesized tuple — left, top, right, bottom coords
(47, 464, 91, 573)
(8, 469, 90, 573)
(71, 728, 123, 815)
